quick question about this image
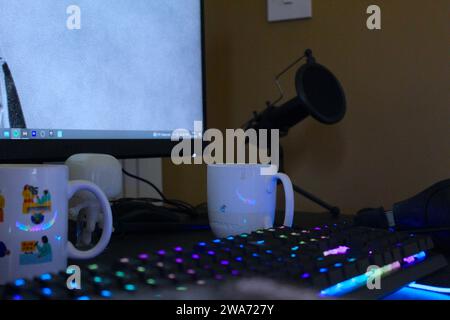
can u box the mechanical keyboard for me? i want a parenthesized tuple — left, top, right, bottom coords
(1, 222, 447, 300)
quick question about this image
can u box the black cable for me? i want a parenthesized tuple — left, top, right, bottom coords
(120, 169, 199, 218)
(122, 168, 166, 201)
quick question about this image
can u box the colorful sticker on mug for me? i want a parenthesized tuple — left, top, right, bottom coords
(0, 241, 10, 258)
(0, 190, 5, 223)
(19, 236, 52, 265)
(22, 185, 52, 225)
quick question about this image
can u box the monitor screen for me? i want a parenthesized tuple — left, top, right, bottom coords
(0, 0, 204, 142)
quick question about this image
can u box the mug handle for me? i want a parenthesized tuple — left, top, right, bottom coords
(273, 173, 295, 227)
(66, 180, 113, 259)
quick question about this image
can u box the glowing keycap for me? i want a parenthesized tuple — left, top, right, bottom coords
(14, 279, 26, 287)
(175, 258, 184, 264)
(124, 284, 136, 291)
(41, 288, 52, 296)
(138, 253, 149, 260)
(323, 246, 350, 256)
(115, 271, 125, 278)
(101, 290, 112, 298)
(40, 273, 52, 281)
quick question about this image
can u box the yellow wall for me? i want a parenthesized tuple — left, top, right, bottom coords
(163, 0, 450, 214)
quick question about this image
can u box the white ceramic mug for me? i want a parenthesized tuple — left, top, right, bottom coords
(207, 164, 295, 238)
(0, 165, 113, 284)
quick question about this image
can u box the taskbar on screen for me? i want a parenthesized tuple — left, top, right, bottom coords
(0, 129, 199, 140)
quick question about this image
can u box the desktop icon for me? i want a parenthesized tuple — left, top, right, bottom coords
(21, 130, 29, 138)
(40, 130, 46, 138)
(3, 131, 10, 138)
(31, 131, 37, 137)
(57, 131, 63, 138)
(49, 130, 55, 138)
(12, 129, 21, 139)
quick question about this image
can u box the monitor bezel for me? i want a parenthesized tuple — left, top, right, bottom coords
(0, 0, 206, 163)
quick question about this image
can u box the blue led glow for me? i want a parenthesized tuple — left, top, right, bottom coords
(124, 284, 136, 291)
(265, 250, 272, 254)
(236, 190, 257, 206)
(235, 257, 243, 262)
(385, 287, 450, 300)
(239, 244, 244, 248)
(252, 253, 259, 257)
(16, 212, 58, 232)
(334, 263, 343, 268)
(414, 251, 426, 261)
(41, 288, 52, 296)
(14, 279, 25, 287)
(408, 282, 450, 294)
(101, 290, 112, 298)
(77, 296, 90, 300)
(198, 242, 207, 247)
(321, 257, 410, 297)
(40, 273, 52, 281)
(12, 294, 23, 300)
(291, 254, 297, 258)
(256, 240, 265, 245)
(227, 236, 234, 241)
(213, 239, 221, 244)
(321, 273, 368, 297)
(291, 246, 299, 251)
(319, 268, 328, 273)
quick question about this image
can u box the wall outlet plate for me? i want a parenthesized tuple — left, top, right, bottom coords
(267, 0, 312, 22)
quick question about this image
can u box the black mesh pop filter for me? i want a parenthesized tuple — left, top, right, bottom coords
(296, 62, 346, 125)
(244, 49, 347, 135)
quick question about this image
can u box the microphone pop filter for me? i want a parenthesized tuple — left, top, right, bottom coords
(296, 62, 346, 125)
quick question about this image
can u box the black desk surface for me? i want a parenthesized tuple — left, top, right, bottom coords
(78, 212, 450, 288)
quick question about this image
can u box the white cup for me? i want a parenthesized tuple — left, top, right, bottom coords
(0, 164, 113, 284)
(207, 164, 294, 238)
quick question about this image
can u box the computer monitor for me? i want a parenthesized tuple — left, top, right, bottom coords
(0, 0, 205, 162)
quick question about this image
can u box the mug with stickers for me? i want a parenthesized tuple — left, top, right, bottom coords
(0, 164, 113, 285)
